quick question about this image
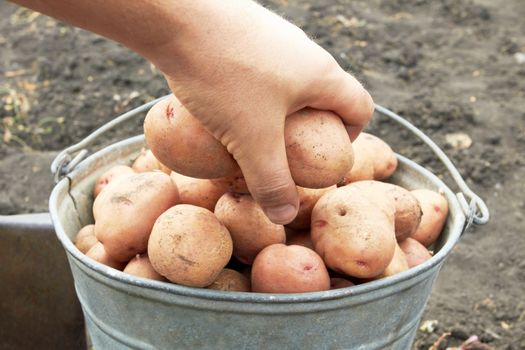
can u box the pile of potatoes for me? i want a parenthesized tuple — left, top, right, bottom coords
(75, 95, 449, 293)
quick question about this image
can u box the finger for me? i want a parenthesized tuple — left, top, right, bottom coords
(306, 69, 375, 141)
(228, 119, 299, 225)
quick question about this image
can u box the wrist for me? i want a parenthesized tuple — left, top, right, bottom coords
(144, 0, 265, 77)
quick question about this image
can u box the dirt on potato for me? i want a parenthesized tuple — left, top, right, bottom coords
(1, 0, 524, 348)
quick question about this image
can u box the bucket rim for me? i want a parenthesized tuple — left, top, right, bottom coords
(49, 151, 465, 304)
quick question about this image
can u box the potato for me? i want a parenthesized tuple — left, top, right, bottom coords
(93, 165, 135, 198)
(207, 268, 251, 292)
(123, 254, 166, 281)
(348, 181, 422, 241)
(285, 108, 354, 188)
(143, 95, 239, 178)
(211, 172, 250, 194)
(410, 189, 449, 247)
(170, 171, 229, 211)
(75, 224, 98, 254)
(214, 193, 286, 264)
(85, 242, 126, 270)
(93, 172, 179, 262)
(330, 278, 354, 289)
(375, 242, 409, 279)
(362, 133, 398, 180)
(311, 185, 396, 278)
(251, 244, 330, 293)
(145, 97, 352, 186)
(340, 133, 397, 184)
(131, 148, 171, 174)
(286, 185, 335, 230)
(399, 238, 432, 268)
(148, 205, 233, 287)
(286, 230, 313, 250)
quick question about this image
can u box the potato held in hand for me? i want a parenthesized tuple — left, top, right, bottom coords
(144, 95, 239, 179)
(148, 205, 233, 287)
(211, 172, 250, 194)
(146, 96, 352, 187)
(251, 244, 330, 293)
(285, 108, 353, 188)
(219, 110, 353, 190)
(93, 172, 179, 262)
(215, 193, 286, 264)
(311, 185, 396, 278)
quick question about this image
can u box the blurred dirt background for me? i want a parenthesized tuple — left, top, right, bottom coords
(1, 0, 524, 348)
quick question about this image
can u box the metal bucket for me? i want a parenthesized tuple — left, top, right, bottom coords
(49, 99, 489, 350)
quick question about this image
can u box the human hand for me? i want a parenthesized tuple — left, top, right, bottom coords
(152, 1, 374, 224)
(13, 0, 373, 224)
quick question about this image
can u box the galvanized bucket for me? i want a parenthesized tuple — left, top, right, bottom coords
(49, 98, 489, 350)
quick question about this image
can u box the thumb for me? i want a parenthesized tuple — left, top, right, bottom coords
(230, 124, 299, 225)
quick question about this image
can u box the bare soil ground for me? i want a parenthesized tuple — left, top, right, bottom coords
(1, 0, 524, 348)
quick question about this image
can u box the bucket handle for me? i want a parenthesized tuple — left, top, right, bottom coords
(51, 96, 168, 183)
(51, 98, 489, 228)
(374, 105, 489, 229)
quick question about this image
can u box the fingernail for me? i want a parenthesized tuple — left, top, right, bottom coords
(265, 204, 297, 225)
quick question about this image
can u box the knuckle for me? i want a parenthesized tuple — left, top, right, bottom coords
(291, 25, 308, 39)
(318, 52, 341, 76)
(337, 77, 375, 126)
(358, 89, 375, 124)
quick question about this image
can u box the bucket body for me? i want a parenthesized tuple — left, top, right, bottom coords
(50, 135, 466, 350)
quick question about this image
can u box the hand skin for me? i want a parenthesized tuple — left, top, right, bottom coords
(11, 0, 374, 224)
